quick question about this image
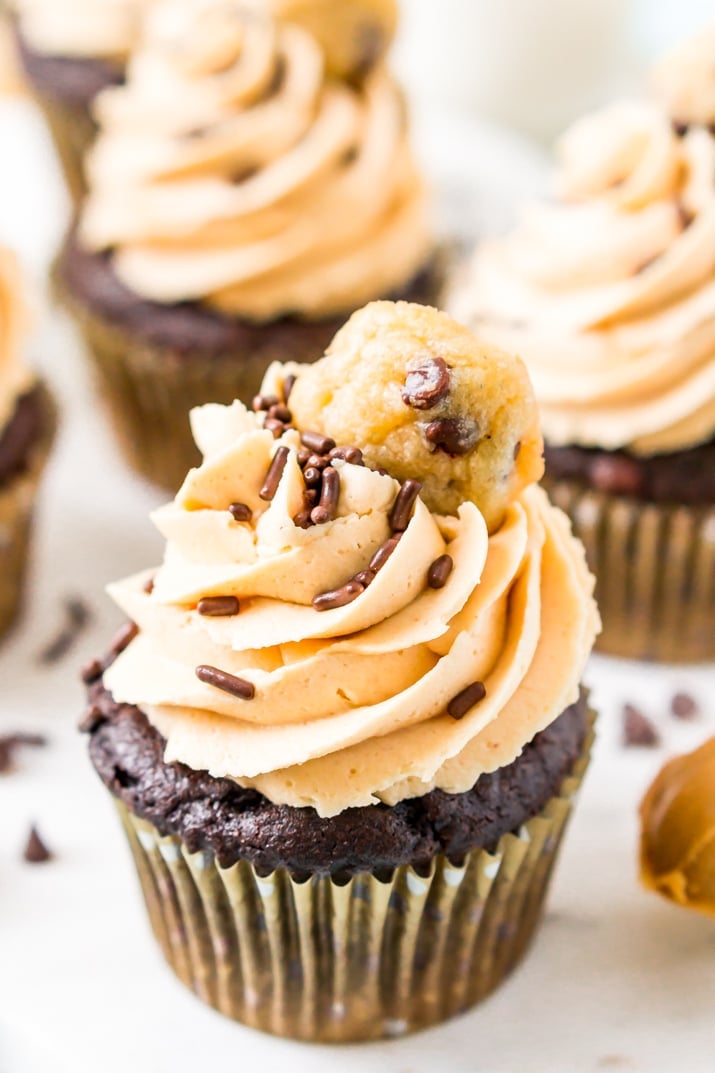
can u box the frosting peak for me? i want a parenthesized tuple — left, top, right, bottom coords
(80, 0, 430, 322)
(12, 0, 153, 61)
(652, 25, 715, 128)
(0, 246, 34, 434)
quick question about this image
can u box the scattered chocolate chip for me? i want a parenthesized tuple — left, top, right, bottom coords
(282, 374, 296, 402)
(591, 455, 643, 497)
(389, 479, 422, 533)
(111, 621, 139, 657)
(622, 703, 660, 747)
(428, 554, 454, 589)
(0, 733, 47, 775)
(143, 576, 156, 595)
(228, 502, 253, 523)
(369, 535, 401, 573)
(311, 466, 340, 525)
(23, 825, 52, 864)
(301, 430, 336, 455)
(197, 596, 240, 617)
(354, 569, 376, 587)
(329, 446, 364, 465)
(259, 446, 290, 501)
(424, 417, 479, 457)
(401, 356, 451, 410)
(671, 692, 699, 720)
(37, 596, 93, 665)
(79, 704, 104, 734)
(252, 394, 279, 413)
(195, 665, 256, 700)
(267, 403, 292, 423)
(312, 579, 365, 612)
(448, 681, 487, 720)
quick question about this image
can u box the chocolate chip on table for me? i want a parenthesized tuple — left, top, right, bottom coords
(195, 665, 256, 700)
(37, 595, 93, 665)
(0, 733, 47, 775)
(671, 692, 699, 720)
(622, 703, 660, 747)
(448, 681, 487, 720)
(197, 596, 240, 617)
(423, 417, 479, 456)
(23, 825, 52, 864)
(389, 479, 422, 533)
(312, 580, 364, 612)
(228, 502, 253, 523)
(590, 455, 643, 497)
(259, 446, 290, 501)
(428, 554, 454, 590)
(401, 357, 451, 410)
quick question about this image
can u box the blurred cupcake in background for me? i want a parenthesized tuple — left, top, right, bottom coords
(651, 24, 715, 133)
(57, 0, 437, 492)
(0, 245, 55, 639)
(451, 100, 715, 663)
(9, 0, 153, 203)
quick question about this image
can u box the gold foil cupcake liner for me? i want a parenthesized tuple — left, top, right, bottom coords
(546, 477, 715, 663)
(114, 711, 594, 1042)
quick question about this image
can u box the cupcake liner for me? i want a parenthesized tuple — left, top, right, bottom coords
(114, 710, 595, 1042)
(26, 88, 95, 206)
(0, 384, 56, 639)
(545, 476, 715, 663)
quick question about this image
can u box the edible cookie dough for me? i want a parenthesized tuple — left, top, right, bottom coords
(268, 0, 397, 79)
(640, 738, 715, 918)
(289, 301, 544, 531)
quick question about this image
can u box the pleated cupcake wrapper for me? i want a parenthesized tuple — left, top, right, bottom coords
(545, 477, 715, 663)
(0, 383, 56, 638)
(114, 711, 594, 1042)
(26, 87, 96, 206)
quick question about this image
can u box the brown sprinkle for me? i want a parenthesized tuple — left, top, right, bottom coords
(79, 704, 104, 734)
(196, 665, 256, 700)
(111, 621, 139, 657)
(428, 554, 454, 589)
(297, 449, 311, 467)
(283, 374, 296, 402)
(24, 825, 52, 864)
(293, 509, 312, 529)
(513, 442, 522, 461)
(312, 580, 364, 612)
(448, 681, 487, 720)
(268, 403, 292, 423)
(369, 534, 401, 573)
(228, 502, 253, 523)
(311, 466, 340, 525)
(401, 356, 451, 410)
(197, 596, 240, 617)
(329, 446, 364, 465)
(252, 394, 279, 412)
(143, 576, 156, 594)
(306, 454, 329, 470)
(389, 479, 422, 533)
(354, 569, 376, 587)
(81, 658, 104, 685)
(301, 430, 336, 455)
(622, 703, 660, 748)
(259, 446, 290, 501)
(264, 417, 286, 439)
(671, 692, 699, 720)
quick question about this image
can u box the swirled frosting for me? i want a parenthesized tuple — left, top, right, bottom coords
(104, 368, 599, 818)
(652, 25, 715, 128)
(80, 0, 430, 322)
(0, 246, 34, 435)
(11, 0, 153, 61)
(454, 102, 715, 455)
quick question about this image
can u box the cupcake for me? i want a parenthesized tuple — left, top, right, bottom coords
(57, 0, 437, 493)
(0, 246, 56, 638)
(452, 101, 715, 663)
(82, 300, 599, 1040)
(10, 0, 151, 203)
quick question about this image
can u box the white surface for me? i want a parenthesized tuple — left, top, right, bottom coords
(0, 100, 714, 1073)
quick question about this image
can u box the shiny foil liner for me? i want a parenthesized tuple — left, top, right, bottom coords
(114, 712, 594, 1042)
(0, 384, 56, 639)
(546, 477, 715, 663)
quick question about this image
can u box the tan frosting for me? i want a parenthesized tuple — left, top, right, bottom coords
(11, 0, 153, 60)
(652, 25, 715, 128)
(80, 0, 430, 322)
(454, 102, 715, 455)
(104, 376, 599, 817)
(0, 246, 34, 435)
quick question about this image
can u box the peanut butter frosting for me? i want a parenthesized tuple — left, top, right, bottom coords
(0, 246, 35, 435)
(11, 0, 153, 61)
(652, 25, 715, 129)
(104, 363, 599, 818)
(80, 0, 431, 322)
(453, 102, 715, 456)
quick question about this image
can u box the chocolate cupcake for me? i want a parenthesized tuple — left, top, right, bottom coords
(0, 246, 56, 639)
(452, 100, 715, 662)
(57, 0, 438, 492)
(82, 300, 599, 1040)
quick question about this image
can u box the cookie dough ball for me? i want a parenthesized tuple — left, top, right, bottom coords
(268, 0, 398, 79)
(289, 301, 544, 531)
(640, 738, 715, 918)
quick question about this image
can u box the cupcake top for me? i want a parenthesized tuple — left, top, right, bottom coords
(652, 25, 715, 130)
(103, 300, 599, 818)
(11, 0, 153, 61)
(0, 246, 34, 435)
(453, 101, 715, 456)
(80, 0, 431, 323)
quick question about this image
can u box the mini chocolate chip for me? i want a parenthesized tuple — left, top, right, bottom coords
(424, 417, 479, 457)
(228, 502, 253, 523)
(196, 665, 256, 700)
(448, 681, 487, 720)
(259, 446, 290, 501)
(197, 596, 240, 617)
(428, 554, 454, 589)
(312, 580, 364, 612)
(24, 825, 52, 864)
(401, 356, 451, 410)
(622, 703, 660, 747)
(671, 692, 699, 720)
(301, 430, 336, 455)
(389, 479, 422, 532)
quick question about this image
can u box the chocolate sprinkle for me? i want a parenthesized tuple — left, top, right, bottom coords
(23, 825, 52, 864)
(252, 394, 279, 412)
(448, 681, 487, 720)
(282, 374, 296, 402)
(264, 417, 286, 439)
(143, 576, 156, 595)
(401, 356, 451, 410)
(389, 479, 422, 532)
(37, 596, 93, 664)
(267, 403, 292, 423)
(259, 446, 290, 501)
(354, 569, 376, 587)
(0, 733, 47, 775)
(79, 703, 105, 734)
(671, 692, 699, 720)
(301, 430, 336, 455)
(198, 596, 240, 617)
(330, 446, 364, 465)
(424, 417, 479, 457)
(369, 534, 401, 573)
(311, 466, 340, 525)
(622, 704, 660, 748)
(228, 502, 253, 523)
(81, 657, 104, 685)
(303, 466, 322, 486)
(428, 554, 454, 589)
(196, 665, 256, 700)
(312, 579, 364, 612)
(111, 621, 139, 657)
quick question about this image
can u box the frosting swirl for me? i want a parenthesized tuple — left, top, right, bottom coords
(652, 25, 715, 129)
(104, 372, 599, 817)
(0, 246, 34, 436)
(80, 0, 430, 322)
(454, 102, 715, 455)
(11, 0, 153, 61)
